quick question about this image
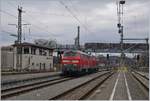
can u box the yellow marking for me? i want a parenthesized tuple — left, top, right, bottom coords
(117, 67, 128, 72)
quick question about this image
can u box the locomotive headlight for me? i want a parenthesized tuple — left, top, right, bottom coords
(72, 60, 79, 63)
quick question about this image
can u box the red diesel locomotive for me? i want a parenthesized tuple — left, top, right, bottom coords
(61, 50, 98, 75)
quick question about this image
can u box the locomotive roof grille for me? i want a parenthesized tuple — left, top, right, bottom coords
(63, 50, 93, 57)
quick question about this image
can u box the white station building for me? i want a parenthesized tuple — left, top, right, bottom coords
(1, 42, 54, 71)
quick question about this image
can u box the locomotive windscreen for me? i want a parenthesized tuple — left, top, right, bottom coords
(63, 51, 77, 56)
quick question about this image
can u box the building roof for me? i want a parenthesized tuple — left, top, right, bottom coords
(12, 42, 54, 50)
(1, 46, 13, 51)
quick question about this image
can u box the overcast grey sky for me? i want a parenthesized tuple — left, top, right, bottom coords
(0, 0, 149, 46)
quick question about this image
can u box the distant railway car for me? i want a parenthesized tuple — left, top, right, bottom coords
(61, 50, 98, 75)
(97, 59, 107, 67)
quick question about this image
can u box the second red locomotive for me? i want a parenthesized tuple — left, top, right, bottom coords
(61, 50, 98, 75)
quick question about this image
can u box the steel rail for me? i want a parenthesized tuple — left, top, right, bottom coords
(1, 77, 73, 99)
(50, 71, 114, 100)
(131, 72, 149, 91)
(2, 73, 60, 86)
(2, 76, 66, 92)
(132, 71, 149, 80)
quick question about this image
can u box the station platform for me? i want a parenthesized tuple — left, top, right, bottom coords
(89, 68, 149, 100)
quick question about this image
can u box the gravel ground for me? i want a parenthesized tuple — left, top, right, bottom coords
(126, 72, 149, 100)
(1, 72, 61, 84)
(88, 72, 118, 100)
(4, 71, 108, 100)
(1, 76, 62, 90)
(136, 71, 149, 79)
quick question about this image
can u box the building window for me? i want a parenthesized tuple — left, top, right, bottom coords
(43, 63, 45, 70)
(17, 47, 22, 54)
(39, 49, 42, 55)
(32, 62, 34, 66)
(49, 50, 53, 56)
(24, 47, 29, 54)
(43, 51, 47, 56)
(50, 63, 51, 68)
(40, 63, 41, 70)
(31, 48, 36, 55)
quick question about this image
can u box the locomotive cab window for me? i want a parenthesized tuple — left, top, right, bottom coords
(63, 51, 77, 56)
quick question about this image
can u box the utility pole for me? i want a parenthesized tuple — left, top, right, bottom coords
(117, 0, 148, 69)
(107, 54, 109, 70)
(16, 6, 23, 71)
(74, 26, 80, 50)
(77, 26, 80, 50)
(8, 23, 30, 42)
(117, 0, 125, 66)
(18, 6, 22, 44)
(146, 38, 149, 67)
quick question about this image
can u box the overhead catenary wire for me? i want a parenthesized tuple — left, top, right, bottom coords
(1, 29, 50, 39)
(24, 12, 58, 36)
(4, 0, 93, 36)
(67, 0, 82, 18)
(67, 0, 89, 31)
(5, 0, 70, 17)
(59, 0, 93, 34)
(26, 10, 70, 17)
(0, 9, 18, 19)
(0, 9, 60, 39)
(4, 0, 68, 37)
(0, 14, 48, 42)
(2, 0, 93, 43)
(0, 1, 61, 38)
(1, 30, 18, 37)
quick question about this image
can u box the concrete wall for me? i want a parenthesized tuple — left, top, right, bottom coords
(14, 46, 53, 71)
(21, 54, 53, 70)
(1, 47, 14, 70)
(1, 44, 54, 71)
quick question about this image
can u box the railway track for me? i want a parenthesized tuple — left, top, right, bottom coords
(2, 69, 108, 86)
(1, 76, 73, 99)
(133, 70, 149, 80)
(2, 73, 61, 86)
(131, 71, 149, 91)
(49, 71, 114, 100)
(1, 70, 112, 100)
(2, 71, 56, 76)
